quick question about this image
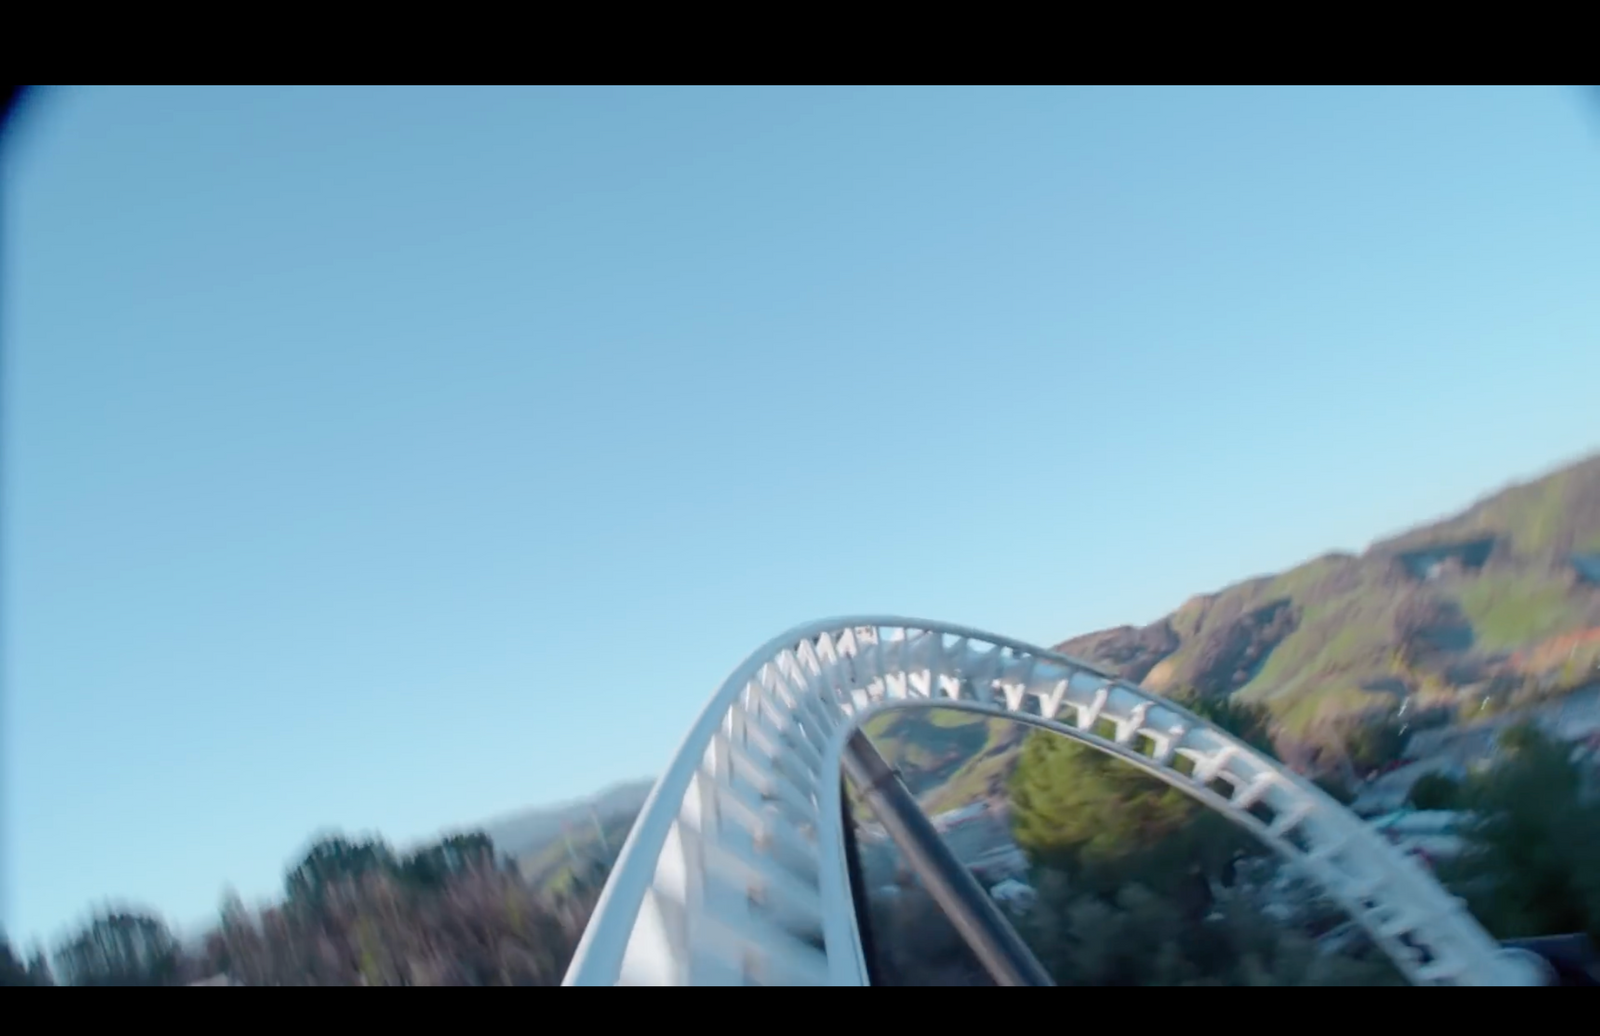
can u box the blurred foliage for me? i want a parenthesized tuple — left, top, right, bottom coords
(53, 909, 182, 986)
(1407, 771, 1463, 811)
(1006, 729, 1260, 906)
(993, 714, 1600, 984)
(1340, 715, 1411, 775)
(0, 936, 40, 987)
(1438, 724, 1600, 944)
(285, 834, 398, 904)
(28, 829, 600, 986)
(1012, 874, 1403, 986)
(0, 934, 54, 987)
(1312, 774, 1356, 805)
(1170, 690, 1279, 760)
(863, 883, 994, 986)
(867, 722, 1406, 986)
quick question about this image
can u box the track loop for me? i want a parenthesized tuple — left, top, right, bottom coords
(562, 617, 1536, 987)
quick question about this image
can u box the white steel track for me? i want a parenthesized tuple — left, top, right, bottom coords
(561, 617, 1540, 987)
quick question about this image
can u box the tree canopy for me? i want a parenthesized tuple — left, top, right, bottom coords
(0, 936, 29, 987)
(1407, 771, 1462, 811)
(1437, 724, 1600, 943)
(1006, 728, 1260, 904)
(33, 827, 597, 986)
(398, 832, 498, 890)
(1171, 691, 1280, 761)
(1012, 874, 1404, 986)
(52, 909, 181, 987)
(994, 711, 1411, 986)
(285, 833, 399, 903)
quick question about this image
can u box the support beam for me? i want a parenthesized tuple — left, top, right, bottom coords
(840, 727, 1054, 987)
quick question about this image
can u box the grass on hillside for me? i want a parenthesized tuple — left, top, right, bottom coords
(1453, 573, 1581, 654)
(1384, 460, 1589, 556)
(1161, 563, 1403, 713)
(862, 706, 988, 736)
(920, 740, 1022, 816)
(861, 707, 996, 777)
(1064, 455, 1600, 747)
(1275, 684, 1394, 738)
(1170, 553, 1589, 728)
(518, 813, 637, 894)
(862, 708, 1022, 814)
(1469, 469, 1573, 554)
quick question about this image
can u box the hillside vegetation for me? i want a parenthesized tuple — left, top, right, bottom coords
(517, 811, 639, 896)
(861, 709, 1027, 814)
(482, 779, 653, 860)
(1055, 453, 1600, 750)
(2, 830, 602, 987)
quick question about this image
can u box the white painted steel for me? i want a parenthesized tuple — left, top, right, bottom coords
(561, 617, 1540, 987)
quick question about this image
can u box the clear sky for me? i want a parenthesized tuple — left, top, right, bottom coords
(5, 86, 1598, 947)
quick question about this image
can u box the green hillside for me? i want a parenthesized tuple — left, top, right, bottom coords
(1055, 453, 1600, 745)
(861, 708, 1027, 814)
(518, 811, 639, 897)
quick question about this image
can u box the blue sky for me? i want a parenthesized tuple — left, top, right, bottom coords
(4, 86, 1598, 947)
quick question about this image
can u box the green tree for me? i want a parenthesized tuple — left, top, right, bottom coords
(400, 831, 498, 890)
(1437, 724, 1600, 943)
(1174, 692, 1279, 761)
(1343, 717, 1410, 774)
(1009, 873, 1404, 986)
(24, 947, 54, 986)
(285, 832, 397, 903)
(1006, 729, 1259, 904)
(53, 909, 181, 986)
(0, 935, 29, 987)
(1407, 772, 1461, 811)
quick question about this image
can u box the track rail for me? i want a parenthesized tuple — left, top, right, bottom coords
(562, 617, 1539, 986)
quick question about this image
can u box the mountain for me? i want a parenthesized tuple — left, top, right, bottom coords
(516, 808, 643, 895)
(1054, 452, 1600, 745)
(479, 778, 654, 863)
(498, 454, 1600, 872)
(857, 709, 1031, 818)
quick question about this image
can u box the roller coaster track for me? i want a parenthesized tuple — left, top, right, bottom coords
(562, 617, 1540, 986)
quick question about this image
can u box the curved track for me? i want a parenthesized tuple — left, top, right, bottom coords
(562, 617, 1538, 986)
